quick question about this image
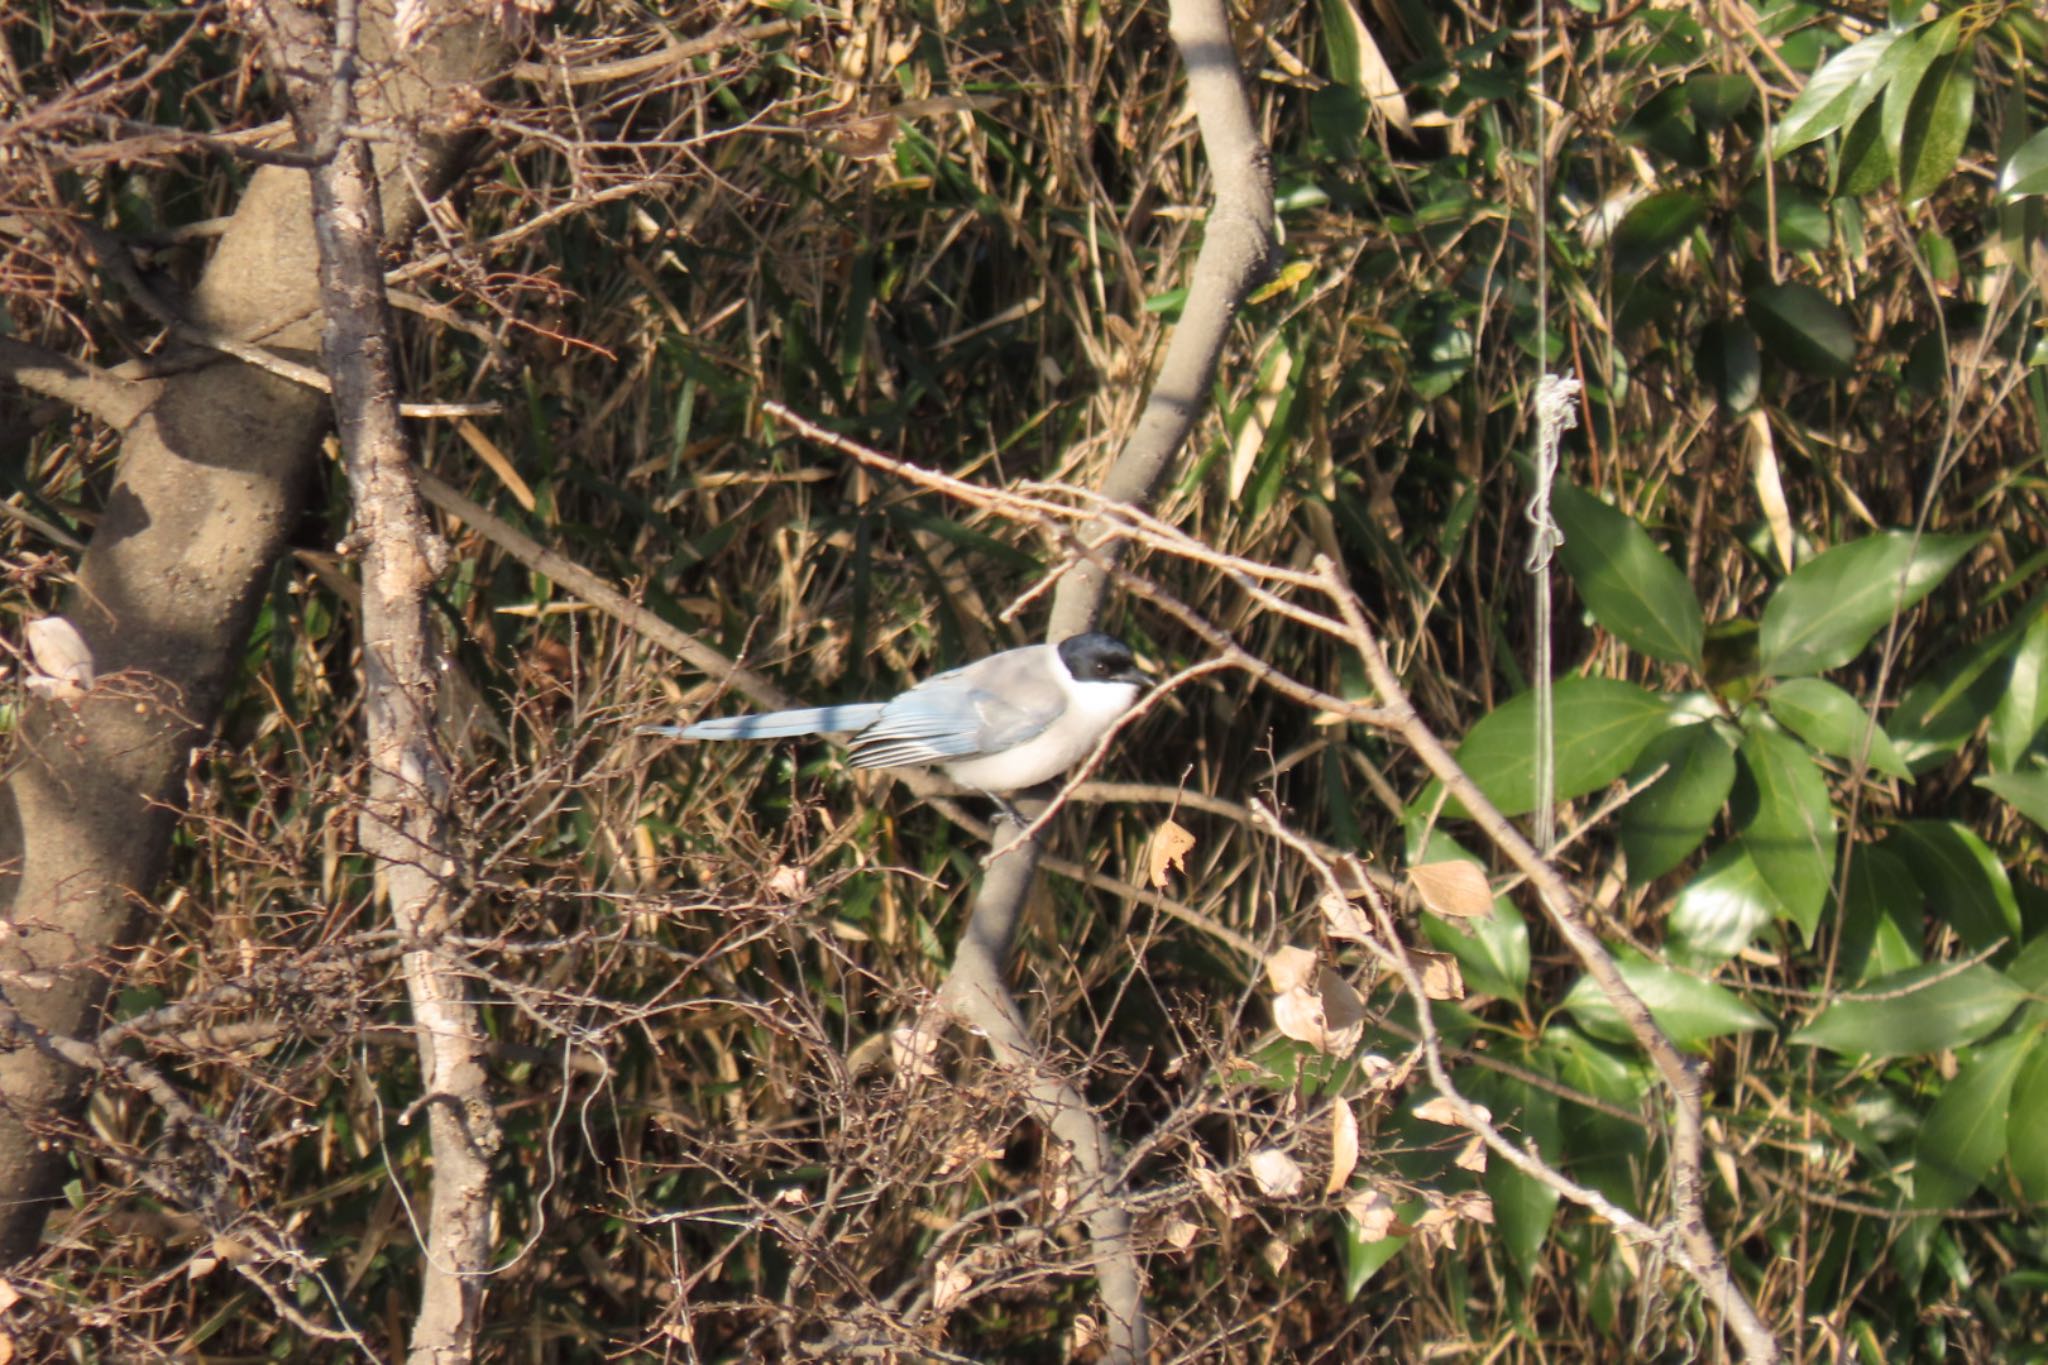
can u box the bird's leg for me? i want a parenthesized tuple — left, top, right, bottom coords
(986, 791, 1029, 830)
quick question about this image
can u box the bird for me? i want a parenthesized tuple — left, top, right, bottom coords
(642, 633, 1151, 820)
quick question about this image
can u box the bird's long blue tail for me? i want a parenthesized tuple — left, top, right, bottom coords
(640, 704, 887, 741)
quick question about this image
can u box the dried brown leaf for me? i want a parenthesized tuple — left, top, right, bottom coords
(1407, 859, 1494, 919)
(1147, 816, 1197, 890)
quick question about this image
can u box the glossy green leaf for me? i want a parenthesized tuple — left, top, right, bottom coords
(2010, 1038, 2048, 1203)
(1620, 722, 1737, 884)
(1835, 844, 1924, 984)
(1550, 482, 1704, 666)
(1733, 725, 1837, 940)
(1441, 678, 1672, 819)
(1668, 843, 1776, 968)
(1463, 1071, 1561, 1282)
(1878, 16, 1961, 179)
(1541, 1027, 1650, 1214)
(1988, 606, 2048, 770)
(1791, 963, 2025, 1057)
(1746, 282, 1855, 378)
(1998, 125, 2048, 201)
(1885, 821, 2023, 953)
(1772, 28, 1905, 157)
(1765, 677, 1912, 778)
(1890, 631, 2015, 767)
(1978, 770, 2048, 832)
(1914, 1031, 2032, 1211)
(1896, 47, 1975, 203)
(1697, 318, 1760, 413)
(1757, 531, 1978, 676)
(1835, 101, 1893, 197)
(1562, 952, 1771, 1052)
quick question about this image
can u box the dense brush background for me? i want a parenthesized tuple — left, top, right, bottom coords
(3, 0, 2046, 1359)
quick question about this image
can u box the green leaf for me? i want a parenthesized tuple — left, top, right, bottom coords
(1733, 725, 1837, 940)
(1835, 844, 1924, 984)
(1696, 318, 1761, 413)
(1620, 722, 1737, 884)
(1550, 482, 1705, 666)
(1879, 16, 1961, 182)
(1562, 952, 1771, 1052)
(1439, 678, 1672, 819)
(1836, 100, 1893, 197)
(1978, 770, 2048, 832)
(1757, 530, 1978, 676)
(1772, 28, 1905, 157)
(1885, 821, 2023, 953)
(1463, 1071, 1561, 1282)
(1998, 125, 2048, 201)
(1612, 190, 1708, 273)
(1685, 73, 1753, 128)
(1765, 677, 1912, 777)
(1746, 282, 1855, 378)
(1668, 843, 1777, 968)
(1913, 1031, 2032, 1211)
(1890, 631, 2016, 767)
(1896, 47, 1975, 203)
(2010, 1038, 2048, 1203)
(1791, 963, 2025, 1057)
(1988, 605, 2048, 770)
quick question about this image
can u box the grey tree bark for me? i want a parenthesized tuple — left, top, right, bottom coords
(0, 0, 510, 1265)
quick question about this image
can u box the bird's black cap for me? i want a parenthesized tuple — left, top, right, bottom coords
(1057, 632, 1150, 688)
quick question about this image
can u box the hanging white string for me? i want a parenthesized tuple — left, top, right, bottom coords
(1524, 1, 1581, 855)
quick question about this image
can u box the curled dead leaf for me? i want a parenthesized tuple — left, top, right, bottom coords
(1270, 964, 1365, 1055)
(1413, 1094, 1490, 1129)
(1326, 1100, 1360, 1194)
(1318, 892, 1375, 943)
(1343, 1187, 1399, 1243)
(1247, 1147, 1305, 1198)
(1147, 816, 1197, 890)
(24, 616, 93, 699)
(1411, 948, 1465, 1001)
(1265, 944, 1318, 994)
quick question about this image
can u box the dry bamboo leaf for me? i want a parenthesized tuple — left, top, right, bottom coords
(1147, 816, 1197, 889)
(1227, 347, 1295, 499)
(1748, 408, 1795, 570)
(1259, 1238, 1291, 1274)
(1326, 1099, 1360, 1194)
(1162, 1217, 1200, 1250)
(1327, 0, 1412, 134)
(1411, 948, 1465, 1001)
(1248, 1148, 1305, 1198)
(1407, 859, 1494, 919)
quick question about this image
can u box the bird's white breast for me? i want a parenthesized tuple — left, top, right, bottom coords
(940, 679, 1141, 793)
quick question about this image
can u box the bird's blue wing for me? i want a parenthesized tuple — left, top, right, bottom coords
(846, 666, 1058, 770)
